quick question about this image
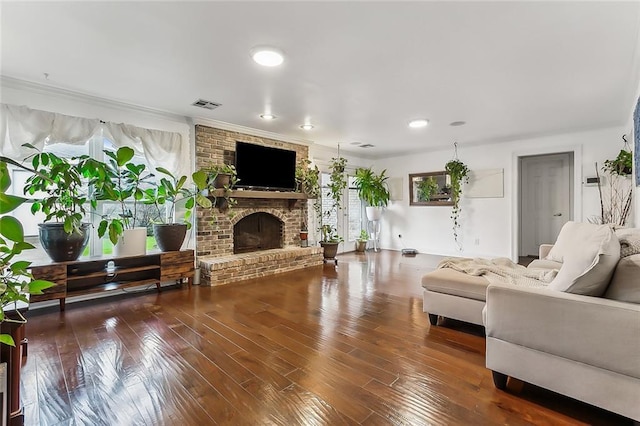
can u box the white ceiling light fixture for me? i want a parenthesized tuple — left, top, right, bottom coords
(260, 113, 276, 120)
(250, 46, 284, 67)
(408, 119, 429, 128)
(300, 123, 314, 130)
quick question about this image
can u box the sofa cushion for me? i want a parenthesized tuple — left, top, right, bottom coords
(421, 269, 489, 302)
(548, 224, 620, 296)
(604, 254, 640, 303)
(546, 221, 605, 262)
(616, 228, 640, 258)
(527, 259, 562, 270)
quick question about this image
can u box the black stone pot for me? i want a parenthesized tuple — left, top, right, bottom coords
(39, 222, 90, 262)
(153, 223, 187, 252)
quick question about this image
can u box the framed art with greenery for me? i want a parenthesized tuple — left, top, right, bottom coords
(409, 172, 453, 206)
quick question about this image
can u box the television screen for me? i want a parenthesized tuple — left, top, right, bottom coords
(235, 141, 297, 191)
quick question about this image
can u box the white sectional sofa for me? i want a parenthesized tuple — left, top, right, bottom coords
(421, 222, 640, 422)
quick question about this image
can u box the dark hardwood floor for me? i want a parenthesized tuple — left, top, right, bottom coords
(22, 250, 629, 425)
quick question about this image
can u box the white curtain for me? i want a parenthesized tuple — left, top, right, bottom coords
(0, 104, 188, 177)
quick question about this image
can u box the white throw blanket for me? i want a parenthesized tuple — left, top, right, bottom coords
(437, 257, 558, 288)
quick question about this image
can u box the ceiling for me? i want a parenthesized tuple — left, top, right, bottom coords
(2, 1, 640, 158)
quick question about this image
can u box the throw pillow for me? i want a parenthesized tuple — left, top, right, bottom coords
(604, 254, 640, 303)
(546, 221, 605, 263)
(548, 224, 620, 296)
(615, 228, 640, 258)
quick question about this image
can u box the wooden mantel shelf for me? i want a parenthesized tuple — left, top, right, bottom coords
(209, 189, 313, 209)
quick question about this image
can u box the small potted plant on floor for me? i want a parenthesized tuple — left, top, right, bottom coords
(353, 167, 390, 221)
(355, 229, 369, 252)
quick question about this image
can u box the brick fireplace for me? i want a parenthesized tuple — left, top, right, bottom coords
(195, 125, 323, 286)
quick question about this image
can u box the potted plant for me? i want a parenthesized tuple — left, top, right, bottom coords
(8, 145, 96, 262)
(0, 160, 54, 346)
(319, 156, 347, 262)
(417, 176, 439, 202)
(355, 229, 369, 252)
(88, 146, 155, 256)
(320, 224, 344, 262)
(144, 168, 212, 251)
(295, 158, 320, 197)
(445, 158, 470, 248)
(353, 167, 390, 221)
(206, 164, 238, 190)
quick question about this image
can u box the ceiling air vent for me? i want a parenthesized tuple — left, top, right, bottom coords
(359, 144, 375, 148)
(191, 99, 222, 110)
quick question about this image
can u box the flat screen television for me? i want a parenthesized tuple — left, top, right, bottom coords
(235, 141, 297, 191)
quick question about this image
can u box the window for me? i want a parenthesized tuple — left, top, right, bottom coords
(347, 175, 363, 242)
(7, 136, 161, 258)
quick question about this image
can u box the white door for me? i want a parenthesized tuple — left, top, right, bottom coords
(319, 173, 363, 254)
(520, 153, 572, 257)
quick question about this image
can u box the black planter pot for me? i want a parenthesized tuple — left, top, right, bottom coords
(153, 224, 187, 252)
(39, 222, 90, 262)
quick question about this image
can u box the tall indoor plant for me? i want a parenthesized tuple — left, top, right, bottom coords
(88, 146, 154, 256)
(353, 167, 390, 221)
(445, 158, 470, 249)
(320, 156, 347, 262)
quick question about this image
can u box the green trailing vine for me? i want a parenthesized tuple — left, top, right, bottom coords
(445, 158, 469, 249)
(321, 156, 347, 243)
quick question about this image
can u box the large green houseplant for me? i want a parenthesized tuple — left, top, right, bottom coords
(445, 158, 470, 249)
(88, 146, 154, 256)
(353, 167, 390, 221)
(20, 145, 94, 262)
(143, 167, 212, 251)
(0, 160, 54, 346)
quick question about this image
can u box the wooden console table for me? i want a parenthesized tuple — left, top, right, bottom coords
(30, 250, 194, 311)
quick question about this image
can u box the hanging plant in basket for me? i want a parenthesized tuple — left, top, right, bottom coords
(445, 158, 470, 249)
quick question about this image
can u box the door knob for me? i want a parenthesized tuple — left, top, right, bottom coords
(553, 213, 563, 217)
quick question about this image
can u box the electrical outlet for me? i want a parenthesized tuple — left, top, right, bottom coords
(474, 238, 480, 245)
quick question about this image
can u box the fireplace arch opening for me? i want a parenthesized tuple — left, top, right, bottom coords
(233, 212, 283, 254)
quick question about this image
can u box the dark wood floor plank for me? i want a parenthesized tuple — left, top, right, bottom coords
(20, 250, 631, 426)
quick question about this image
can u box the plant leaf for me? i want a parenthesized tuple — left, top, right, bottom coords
(10, 260, 32, 272)
(0, 216, 24, 242)
(0, 193, 27, 214)
(116, 146, 135, 167)
(27, 279, 55, 295)
(0, 334, 15, 347)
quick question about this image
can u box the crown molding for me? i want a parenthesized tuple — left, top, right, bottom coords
(0, 75, 189, 123)
(193, 116, 314, 147)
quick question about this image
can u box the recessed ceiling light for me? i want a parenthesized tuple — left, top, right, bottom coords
(450, 121, 466, 127)
(250, 46, 284, 67)
(260, 114, 276, 120)
(300, 124, 314, 130)
(408, 119, 429, 128)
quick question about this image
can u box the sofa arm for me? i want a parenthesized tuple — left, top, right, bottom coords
(538, 244, 554, 259)
(485, 282, 640, 379)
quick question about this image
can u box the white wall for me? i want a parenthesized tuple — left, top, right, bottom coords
(374, 126, 627, 259)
